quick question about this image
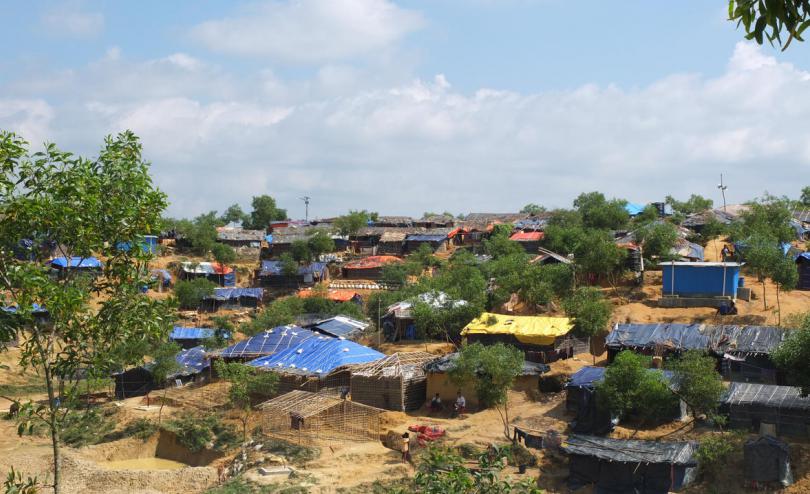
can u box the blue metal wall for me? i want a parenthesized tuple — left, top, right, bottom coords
(662, 264, 740, 298)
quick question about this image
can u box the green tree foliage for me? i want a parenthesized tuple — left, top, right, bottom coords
(174, 278, 217, 310)
(306, 230, 335, 259)
(150, 341, 182, 424)
(520, 203, 545, 215)
(596, 351, 678, 425)
(695, 433, 743, 481)
(245, 195, 287, 230)
(802, 186, 810, 206)
(0, 130, 173, 494)
(562, 287, 612, 337)
(573, 230, 627, 280)
(220, 204, 249, 226)
(334, 210, 371, 236)
(290, 240, 313, 264)
(449, 342, 523, 437)
(669, 350, 724, 419)
(211, 243, 237, 265)
(632, 205, 660, 226)
(214, 361, 279, 441)
(520, 263, 574, 310)
(541, 223, 586, 256)
(735, 196, 796, 244)
(482, 254, 530, 308)
(411, 300, 482, 341)
(380, 261, 421, 286)
(573, 192, 629, 230)
(174, 212, 221, 256)
(728, 0, 810, 49)
(409, 446, 541, 494)
(278, 252, 298, 277)
(240, 296, 363, 335)
(411, 243, 443, 269)
(743, 234, 783, 310)
(665, 194, 713, 215)
(482, 226, 524, 259)
(773, 315, 810, 395)
(635, 221, 679, 263)
(3, 467, 40, 494)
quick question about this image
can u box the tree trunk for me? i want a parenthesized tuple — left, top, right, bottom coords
(44, 369, 61, 494)
(762, 279, 767, 310)
(158, 387, 168, 424)
(776, 283, 781, 326)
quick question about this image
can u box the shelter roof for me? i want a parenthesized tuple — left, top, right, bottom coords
(259, 261, 327, 276)
(169, 327, 229, 340)
(216, 227, 265, 242)
(563, 435, 698, 465)
(608, 323, 786, 355)
(723, 383, 810, 411)
(353, 352, 436, 378)
(462, 313, 573, 346)
(510, 231, 543, 242)
(343, 256, 403, 270)
(216, 326, 316, 359)
(206, 288, 264, 301)
(311, 315, 369, 339)
(379, 231, 407, 242)
(424, 352, 550, 376)
(246, 336, 383, 376)
(297, 289, 360, 302)
(180, 262, 233, 275)
(533, 247, 572, 264)
(50, 256, 102, 269)
(259, 390, 383, 417)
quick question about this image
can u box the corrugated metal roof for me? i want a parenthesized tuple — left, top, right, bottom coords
(723, 383, 810, 411)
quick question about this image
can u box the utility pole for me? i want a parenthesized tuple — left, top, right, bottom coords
(717, 174, 728, 212)
(300, 196, 311, 222)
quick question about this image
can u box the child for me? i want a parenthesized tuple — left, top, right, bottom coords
(401, 432, 411, 463)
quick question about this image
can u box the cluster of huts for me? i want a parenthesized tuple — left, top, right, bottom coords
(554, 320, 810, 492)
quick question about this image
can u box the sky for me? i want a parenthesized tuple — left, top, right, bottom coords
(2, 1, 810, 220)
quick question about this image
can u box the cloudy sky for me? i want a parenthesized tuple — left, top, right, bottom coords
(2, 1, 810, 219)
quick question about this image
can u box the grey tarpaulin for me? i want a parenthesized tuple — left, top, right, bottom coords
(744, 435, 793, 486)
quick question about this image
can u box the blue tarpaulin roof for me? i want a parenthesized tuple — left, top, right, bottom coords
(797, 252, 810, 262)
(170, 327, 230, 340)
(313, 316, 369, 339)
(2, 303, 47, 314)
(207, 288, 264, 300)
(50, 256, 102, 269)
(566, 366, 674, 388)
(405, 234, 448, 242)
(624, 203, 646, 216)
(259, 261, 328, 277)
(217, 326, 317, 359)
(246, 336, 384, 375)
(173, 346, 210, 376)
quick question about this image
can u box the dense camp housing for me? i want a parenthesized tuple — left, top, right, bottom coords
(350, 352, 435, 411)
(722, 383, 810, 437)
(461, 313, 576, 363)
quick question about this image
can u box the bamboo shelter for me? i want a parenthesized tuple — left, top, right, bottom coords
(259, 390, 384, 443)
(350, 352, 436, 411)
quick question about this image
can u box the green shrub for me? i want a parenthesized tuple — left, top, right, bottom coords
(695, 433, 742, 479)
(174, 278, 217, 310)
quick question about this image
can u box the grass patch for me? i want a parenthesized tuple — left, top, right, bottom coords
(101, 418, 158, 443)
(0, 383, 48, 397)
(258, 437, 319, 467)
(336, 478, 414, 493)
(204, 474, 315, 494)
(165, 414, 241, 453)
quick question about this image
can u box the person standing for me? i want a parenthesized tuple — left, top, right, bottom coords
(401, 432, 412, 463)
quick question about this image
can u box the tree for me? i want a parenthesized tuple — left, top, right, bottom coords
(213, 361, 278, 441)
(176, 212, 221, 256)
(381, 261, 420, 286)
(149, 342, 182, 424)
(245, 195, 287, 230)
(448, 342, 523, 438)
(541, 223, 586, 256)
(669, 350, 724, 420)
(728, 0, 810, 50)
(290, 240, 313, 264)
(771, 255, 799, 325)
(573, 192, 629, 230)
(411, 243, 443, 269)
(665, 194, 713, 215)
(482, 227, 525, 259)
(174, 278, 217, 310)
(802, 186, 810, 207)
(211, 243, 236, 265)
(278, 252, 299, 277)
(0, 130, 173, 494)
(632, 204, 660, 226)
(744, 234, 782, 310)
(220, 204, 248, 226)
(773, 316, 810, 395)
(520, 203, 545, 215)
(596, 351, 678, 426)
(334, 210, 371, 236)
(411, 300, 482, 341)
(573, 230, 627, 282)
(635, 221, 679, 263)
(562, 287, 612, 338)
(306, 230, 335, 259)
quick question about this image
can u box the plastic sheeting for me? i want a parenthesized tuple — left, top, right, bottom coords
(172, 346, 210, 377)
(462, 313, 573, 346)
(208, 288, 264, 300)
(607, 323, 709, 351)
(564, 434, 698, 465)
(424, 352, 549, 376)
(246, 336, 384, 375)
(50, 256, 102, 269)
(170, 327, 231, 341)
(744, 436, 793, 486)
(312, 316, 369, 339)
(217, 326, 317, 359)
(259, 261, 328, 276)
(624, 203, 647, 216)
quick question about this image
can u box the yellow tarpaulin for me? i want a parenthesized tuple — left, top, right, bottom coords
(462, 313, 573, 346)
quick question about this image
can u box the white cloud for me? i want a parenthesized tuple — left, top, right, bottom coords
(0, 42, 809, 218)
(41, 3, 104, 38)
(189, 0, 424, 63)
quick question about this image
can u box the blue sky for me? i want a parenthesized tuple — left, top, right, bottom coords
(2, 1, 810, 219)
